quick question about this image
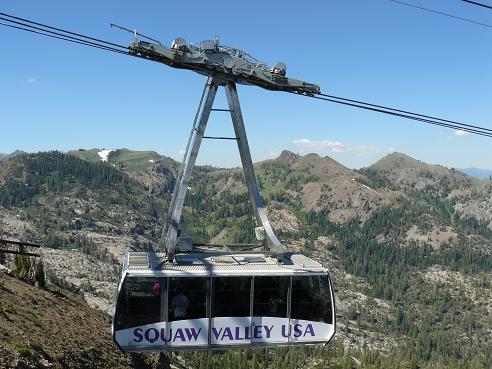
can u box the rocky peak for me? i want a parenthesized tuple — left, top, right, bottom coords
(367, 152, 474, 196)
(370, 152, 422, 171)
(275, 150, 300, 165)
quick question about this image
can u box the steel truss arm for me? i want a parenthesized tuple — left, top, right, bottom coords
(224, 82, 284, 260)
(163, 78, 284, 262)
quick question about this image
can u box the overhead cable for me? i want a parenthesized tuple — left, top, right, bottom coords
(387, 0, 492, 28)
(318, 93, 492, 134)
(462, 0, 492, 10)
(290, 92, 492, 138)
(0, 11, 128, 49)
(0, 21, 129, 55)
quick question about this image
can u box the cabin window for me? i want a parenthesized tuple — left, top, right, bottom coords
(213, 276, 251, 317)
(115, 277, 161, 330)
(291, 275, 333, 324)
(168, 277, 207, 321)
(253, 276, 289, 317)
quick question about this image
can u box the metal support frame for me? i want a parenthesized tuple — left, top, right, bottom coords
(0, 239, 41, 257)
(163, 78, 285, 262)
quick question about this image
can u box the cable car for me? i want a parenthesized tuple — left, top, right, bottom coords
(112, 75, 336, 352)
(112, 251, 335, 351)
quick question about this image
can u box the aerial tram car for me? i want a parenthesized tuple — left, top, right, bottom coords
(112, 32, 335, 352)
(113, 252, 335, 351)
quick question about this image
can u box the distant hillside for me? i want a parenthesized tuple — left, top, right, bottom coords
(363, 152, 474, 195)
(363, 152, 492, 234)
(460, 167, 492, 180)
(69, 148, 179, 194)
(1, 149, 492, 368)
(0, 151, 26, 162)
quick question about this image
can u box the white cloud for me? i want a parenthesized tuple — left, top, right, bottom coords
(293, 138, 387, 156)
(178, 149, 186, 155)
(453, 130, 469, 137)
(353, 145, 386, 155)
(293, 138, 347, 152)
(268, 149, 282, 158)
(26, 78, 38, 84)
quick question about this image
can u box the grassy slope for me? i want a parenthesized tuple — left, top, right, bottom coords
(0, 273, 140, 368)
(68, 149, 102, 163)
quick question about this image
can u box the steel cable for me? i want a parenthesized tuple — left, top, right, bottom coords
(317, 92, 492, 134)
(0, 21, 130, 56)
(387, 0, 492, 28)
(462, 0, 492, 10)
(0, 11, 128, 49)
(290, 92, 492, 138)
(0, 16, 130, 55)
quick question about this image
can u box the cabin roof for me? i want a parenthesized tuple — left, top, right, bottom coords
(123, 252, 327, 276)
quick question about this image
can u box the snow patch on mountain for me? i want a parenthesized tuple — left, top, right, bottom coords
(98, 149, 113, 162)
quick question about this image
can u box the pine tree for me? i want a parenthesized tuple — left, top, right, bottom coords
(34, 259, 46, 288)
(14, 254, 28, 277)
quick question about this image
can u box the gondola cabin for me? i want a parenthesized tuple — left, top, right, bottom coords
(113, 251, 335, 352)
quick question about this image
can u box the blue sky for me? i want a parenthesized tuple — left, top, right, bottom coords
(1, 0, 491, 169)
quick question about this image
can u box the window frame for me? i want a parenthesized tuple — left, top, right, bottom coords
(115, 272, 334, 346)
(211, 275, 253, 318)
(252, 275, 291, 318)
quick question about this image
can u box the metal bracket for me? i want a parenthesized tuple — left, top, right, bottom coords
(0, 239, 41, 257)
(162, 78, 285, 262)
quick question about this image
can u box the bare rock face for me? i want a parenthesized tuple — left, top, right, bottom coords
(41, 248, 119, 316)
(275, 150, 300, 166)
(405, 224, 458, 250)
(0, 209, 37, 242)
(451, 182, 492, 230)
(213, 176, 247, 197)
(267, 203, 299, 233)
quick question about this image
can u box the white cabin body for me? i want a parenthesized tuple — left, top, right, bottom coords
(112, 251, 336, 352)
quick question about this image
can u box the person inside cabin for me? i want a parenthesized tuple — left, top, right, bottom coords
(152, 281, 160, 297)
(171, 286, 190, 319)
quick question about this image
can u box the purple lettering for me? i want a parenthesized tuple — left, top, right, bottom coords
(160, 328, 166, 341)
(263, 325, 273, 339)
(185, 328, 201, 341)
(173, 328, 185, 342)
(234, 327, 244, 340)
(281, 324, 290, 338)
(145, 328, 159, 343)
(253, 325, 262, 339)
(245, 326, 251, 339)
(304, 324, 315, 337)
(133, 328, 143, 343)
(293, 324, 303, 338)
(222, 327, 233, 340)
(212, 327, 223, 340)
